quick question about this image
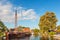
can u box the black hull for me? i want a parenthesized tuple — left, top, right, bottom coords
(8, 32, 31, 39)
(25, 33, 31, 37)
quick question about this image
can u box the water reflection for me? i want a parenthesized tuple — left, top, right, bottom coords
(9, 35, 40, 40)
(9, 35, 53, 40)
(30, 35, 40, 40)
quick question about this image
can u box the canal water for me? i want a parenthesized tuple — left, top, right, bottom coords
(9, 35, 55, 40)
(10, 35, 40, 40)
(29, 35, 40, 40)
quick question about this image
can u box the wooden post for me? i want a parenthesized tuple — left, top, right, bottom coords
(6, 32, 9, 40)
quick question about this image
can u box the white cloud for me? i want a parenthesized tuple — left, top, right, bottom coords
(18, 8, 37, 20)
(0, 0, 37, 23)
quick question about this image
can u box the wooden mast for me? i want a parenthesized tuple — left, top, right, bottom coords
(15, 10, 17, 28)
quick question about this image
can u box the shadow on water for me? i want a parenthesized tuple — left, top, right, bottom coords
(40, 37, 49, 40)
(9, 35, 40, 40)
(9, 35, 55, 40)
(9, 37, 30, 40)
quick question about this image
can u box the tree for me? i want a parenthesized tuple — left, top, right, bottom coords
(38, 12, 57, 40)
(0, 20, 8, 37)
(32, 28, 39, 36)
(57, 25, 60, 30)
(39, 12, 57, 32)
(56, 25, 60, 33)
(0, 21, 8, 32)
(17, 26, 30, 32)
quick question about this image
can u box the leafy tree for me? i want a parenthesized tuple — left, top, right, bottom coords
(0, 21, 8, 32)
(56, 25, 60, 33)
(0, 20, 8, 37)
(32, 28, 39, 36)
(57, 25, 60, 30)
(39, 12, 57, 32)
(38, 12, 57, 39)
(17, 26, 30, 32)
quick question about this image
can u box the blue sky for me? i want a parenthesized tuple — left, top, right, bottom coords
(0, 0, 60, 29)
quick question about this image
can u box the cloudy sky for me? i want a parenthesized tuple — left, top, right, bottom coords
(0, 0, 60, 29)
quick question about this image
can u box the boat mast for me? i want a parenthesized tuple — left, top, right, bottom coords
(15, 9, 17, 28)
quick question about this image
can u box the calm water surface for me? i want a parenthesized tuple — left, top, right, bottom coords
(10, 35, 40, 40)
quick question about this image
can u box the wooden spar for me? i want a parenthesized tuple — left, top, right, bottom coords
(15, 10, 17, 28)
